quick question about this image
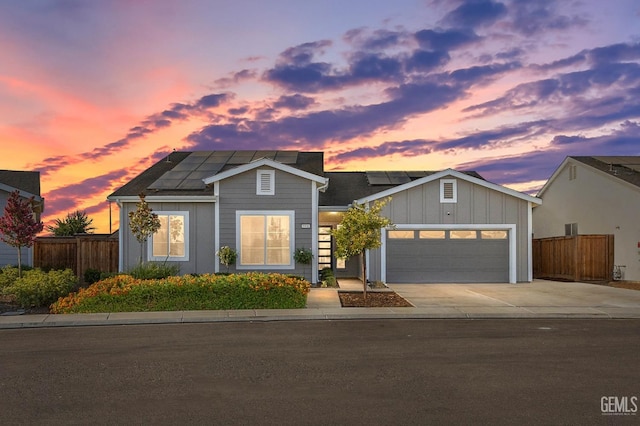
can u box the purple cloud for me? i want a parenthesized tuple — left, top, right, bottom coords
(442, 0, 508, 28)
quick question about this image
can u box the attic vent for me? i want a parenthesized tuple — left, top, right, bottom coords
(257, 169, 275, 195)
(440, 179, 457, 203)
(569, 165, 577, 180)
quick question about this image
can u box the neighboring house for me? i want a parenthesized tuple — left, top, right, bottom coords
(108, 151, 540, 284)
(533, 156, 640, 281)
(0, 170, 44, 267)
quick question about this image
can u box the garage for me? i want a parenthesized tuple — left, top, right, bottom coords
(385, 228, 510, 283)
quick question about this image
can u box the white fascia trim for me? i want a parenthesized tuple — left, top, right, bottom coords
(108, 195, 217, 203)
(203, 157, 327, 185)
(536, 156, 571, 197)
(0, 183, 42, 201)
(357, 169, 541, 206)
(380, 224, 517, 284)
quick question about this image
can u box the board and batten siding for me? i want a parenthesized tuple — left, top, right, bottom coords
(217, 167, 315, 278)
(368, 177, 531, 282)
(119, 201, 215, 274)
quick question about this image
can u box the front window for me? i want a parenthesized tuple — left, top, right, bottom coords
(237, 211, 294, 269)
(149, 212, 189, 261)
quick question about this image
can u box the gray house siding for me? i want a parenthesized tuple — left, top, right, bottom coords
(368, 177, 531, 283)
(217, 167, 315, 280)
(119, 201, 216, 274)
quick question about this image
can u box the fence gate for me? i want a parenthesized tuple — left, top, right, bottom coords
(532, 235, 614, 282)
(34, 234, 119, 282)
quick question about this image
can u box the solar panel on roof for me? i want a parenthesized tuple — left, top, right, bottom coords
(251, 151, 276, 162)
(366, 171, 391, 185)
(228, 151, 256, 164)
(149, 150, 303, 190)
(177, 180, 206, 190)
(274, 151, 298, 164)
(406, 171, 429, 179)
(387, 172, 411, 184)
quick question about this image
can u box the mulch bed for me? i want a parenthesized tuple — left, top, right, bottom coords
(0, 295, 50, 315)
(338, 291, 413, 308)
(601, 281, 640, 291)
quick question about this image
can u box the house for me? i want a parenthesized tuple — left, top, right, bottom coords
(533, 156, 640, 281)
(108, 151, 540, 284)
(0, 170, 44, 267)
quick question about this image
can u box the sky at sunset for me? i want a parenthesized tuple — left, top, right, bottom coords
(1, 0, 639, 233)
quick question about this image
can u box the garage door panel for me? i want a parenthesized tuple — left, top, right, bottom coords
(387, 230, 509, 283)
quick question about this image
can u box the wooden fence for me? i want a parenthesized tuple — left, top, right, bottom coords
(532, 235, 614, 282)
(34, 234, 119, 281)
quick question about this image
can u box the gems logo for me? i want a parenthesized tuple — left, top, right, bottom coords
(601, 396, 638, 416)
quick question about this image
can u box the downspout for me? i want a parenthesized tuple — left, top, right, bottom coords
(311, 178, 329, 284)
(115, 199, 124, 272)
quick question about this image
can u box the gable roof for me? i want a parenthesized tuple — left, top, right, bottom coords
(354, 169, 541, 205)
(319, 170, 485, 207)
(108, 151, 325, 199)
(537, 156, 640, 197)
(0, 170, 42, 199)
(110, 150, 531, 207)
(203, 157, 327, 185)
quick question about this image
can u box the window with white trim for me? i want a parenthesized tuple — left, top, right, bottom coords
(149, 212, 189, 261)
(440, 179, 457, 203)
(237, 211, 294, 268)
(256, 169, 275, 195)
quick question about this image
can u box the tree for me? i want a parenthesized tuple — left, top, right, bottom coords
(0, 190, 44, 276)
(46, 210, 95, 236)
(332, 198, 392, 300)
(128, 193, 161, 264)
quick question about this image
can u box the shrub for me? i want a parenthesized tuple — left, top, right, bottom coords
(9, 268, 77, 308)
(51, 272, 311, 314)
(0, 265, 20, 293)
(84, 268, 102, 284)
(319, 267, 337, 288)
(127, 262, 180, 280)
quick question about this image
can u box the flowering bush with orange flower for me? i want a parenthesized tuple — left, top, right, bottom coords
(51, 273, 310, 313)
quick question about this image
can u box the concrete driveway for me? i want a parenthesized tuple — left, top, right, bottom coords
(387, 279, 640, 317)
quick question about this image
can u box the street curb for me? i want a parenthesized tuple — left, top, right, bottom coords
(1, 309, 638, 329)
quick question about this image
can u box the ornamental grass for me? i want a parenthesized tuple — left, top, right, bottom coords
(51, 273, 310, 314)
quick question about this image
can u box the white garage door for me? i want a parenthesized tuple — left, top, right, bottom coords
(386, 229, 509, 283)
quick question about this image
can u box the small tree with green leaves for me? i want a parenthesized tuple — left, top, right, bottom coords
(128, 193, 161, 265)
(332, 198, 392, 300)
(0, 190, 44, 277)
(47, 210, 95, 236)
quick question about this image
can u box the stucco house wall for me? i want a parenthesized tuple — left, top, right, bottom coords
(533, 158, 640, 281)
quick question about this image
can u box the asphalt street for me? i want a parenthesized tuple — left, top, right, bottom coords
(1, 319, 638, 425)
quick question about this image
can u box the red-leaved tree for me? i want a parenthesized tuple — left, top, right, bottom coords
(0, 190, 44, 276)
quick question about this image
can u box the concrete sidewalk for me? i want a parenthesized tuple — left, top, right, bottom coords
(1, 279, 639, 329)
